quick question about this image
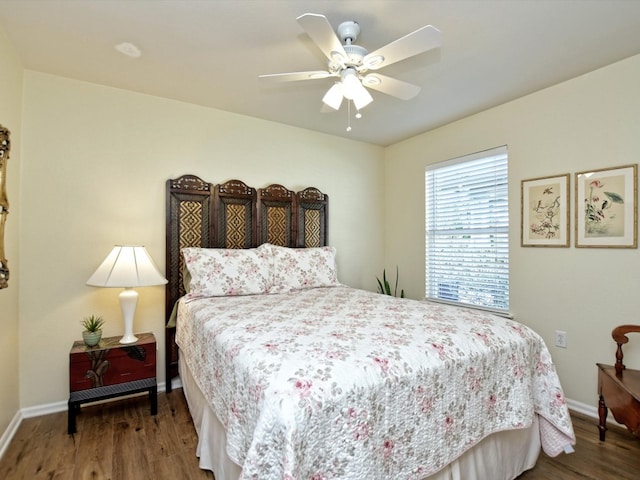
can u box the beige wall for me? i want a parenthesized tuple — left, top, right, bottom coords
(0, 30, 22, 435)
(19, 71, 385, 407)
(385, 54, 640, 408)
(7, 39, 640, 417)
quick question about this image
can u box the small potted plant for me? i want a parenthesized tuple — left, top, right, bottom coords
(81, 315, 105, 347)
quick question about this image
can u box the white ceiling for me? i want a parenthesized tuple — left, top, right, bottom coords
(1, 0, 640, 146)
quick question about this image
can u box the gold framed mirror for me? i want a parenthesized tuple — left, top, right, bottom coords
(0, 124, 10, 289)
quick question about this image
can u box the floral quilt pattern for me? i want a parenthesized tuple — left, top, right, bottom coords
(176, 286, 575, 479)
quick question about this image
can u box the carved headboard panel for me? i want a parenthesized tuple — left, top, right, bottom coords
(165, 174, 329, 389)
(165, 175, 213, 311)
(297, 187, 328, 247)
(257, 184, 295, 247)
(214, 179, 256, 248)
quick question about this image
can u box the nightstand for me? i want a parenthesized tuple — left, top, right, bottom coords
(68, 331, 157, 434)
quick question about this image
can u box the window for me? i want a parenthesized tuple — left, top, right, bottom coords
(425, 146, 509, 313)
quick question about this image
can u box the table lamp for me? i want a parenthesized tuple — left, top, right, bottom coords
(87, 245, 167, 344)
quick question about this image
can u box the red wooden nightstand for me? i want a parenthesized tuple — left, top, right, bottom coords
(68, 332, 157, 434)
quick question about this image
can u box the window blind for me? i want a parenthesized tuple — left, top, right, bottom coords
(425, 146, 509, 312)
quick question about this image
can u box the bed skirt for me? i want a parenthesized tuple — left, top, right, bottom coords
(179, 360, 541, 480)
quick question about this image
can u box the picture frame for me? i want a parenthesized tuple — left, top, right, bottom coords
(521, 173, 570, 247)
(575, 164, 637, 248)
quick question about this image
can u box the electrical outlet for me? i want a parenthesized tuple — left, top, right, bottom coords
(555, 330, 567, 348)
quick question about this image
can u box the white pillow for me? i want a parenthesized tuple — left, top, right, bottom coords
(182, 245, 272, 298)
(265, 244, 340, 293)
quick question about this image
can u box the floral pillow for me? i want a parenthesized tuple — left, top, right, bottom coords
(182, 245, 271, 298)
(265, 244, 340, 293)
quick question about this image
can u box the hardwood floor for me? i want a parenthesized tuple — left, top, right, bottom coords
(0, 390, 638, 479)
(517, 411, 640, 480)
(0, 389, 213, 479)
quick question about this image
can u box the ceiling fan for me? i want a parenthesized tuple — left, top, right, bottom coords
(259, 13, 442, 113)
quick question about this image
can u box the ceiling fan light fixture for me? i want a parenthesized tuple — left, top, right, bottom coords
(260, 13, 442, 125)
(322, 83, 343, 110)
(352, 86, 373, 110)
(340, 68, 372, 110)
(340, 69, 360, 100)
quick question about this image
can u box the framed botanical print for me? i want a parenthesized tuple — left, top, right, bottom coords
(521, 174, 570, 247)
(575, 164, 637, 248)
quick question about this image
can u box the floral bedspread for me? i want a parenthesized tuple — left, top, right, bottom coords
(176, 286, 575, 480)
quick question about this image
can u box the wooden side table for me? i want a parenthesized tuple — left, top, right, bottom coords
(68, 332, 157, 434)
(597, 363, 640, 440)
(596, 324, 640, 441)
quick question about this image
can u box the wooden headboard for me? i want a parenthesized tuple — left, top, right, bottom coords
(164, 174, 328, 391)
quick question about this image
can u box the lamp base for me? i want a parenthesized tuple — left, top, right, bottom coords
(119, 333, 139, 344)
(119, 288, 139, 345)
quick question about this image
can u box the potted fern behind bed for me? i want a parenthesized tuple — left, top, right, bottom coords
(377, 266, 405, 298)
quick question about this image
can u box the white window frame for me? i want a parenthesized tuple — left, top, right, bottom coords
(425, 146, 509, 314)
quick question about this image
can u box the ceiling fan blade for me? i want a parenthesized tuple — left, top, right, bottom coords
(259, 70, 334, 82)
(362, 74, 421, 100)
(297, 13, 349, 67)
(363, 25, 441, 70)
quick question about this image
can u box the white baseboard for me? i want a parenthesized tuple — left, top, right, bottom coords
(21, 400, 68, 418)
(0, 410, 22, 461)
(0, 380, 172, 461)
(567, 397, 625, 428)
(19, 380, 172, 418)
(171, 376, 183, 390)
(566, 398, 597, 418)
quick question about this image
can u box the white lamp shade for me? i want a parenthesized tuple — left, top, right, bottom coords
(87, 245, 167, 288)
(341, 69, 361, 100)
(352, 86, 373, 110)
(322, 83, 344, 110)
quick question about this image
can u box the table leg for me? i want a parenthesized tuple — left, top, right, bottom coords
(150, 385, 158, 415)
(68, 400, 76, 435)
(598, 394, 608, 441)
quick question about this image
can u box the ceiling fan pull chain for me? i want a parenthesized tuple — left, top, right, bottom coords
(346, 101, 352, 132)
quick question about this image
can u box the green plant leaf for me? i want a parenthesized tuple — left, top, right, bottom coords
(394, 265, 400, 297)
(376, 267, 404, 297)
(81, 315, 105, 332)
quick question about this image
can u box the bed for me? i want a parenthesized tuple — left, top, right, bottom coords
(165, 174, 575, 480)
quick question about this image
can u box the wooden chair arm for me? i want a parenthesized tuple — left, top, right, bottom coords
(612, 325, 640, 375)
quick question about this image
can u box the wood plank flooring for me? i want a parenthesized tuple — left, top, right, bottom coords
(1, 390, 638, 479)
(0, 389, 213, 479)
(517, 411, 640, 479)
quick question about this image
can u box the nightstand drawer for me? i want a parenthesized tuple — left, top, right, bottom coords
(69, 332, 156, 392)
